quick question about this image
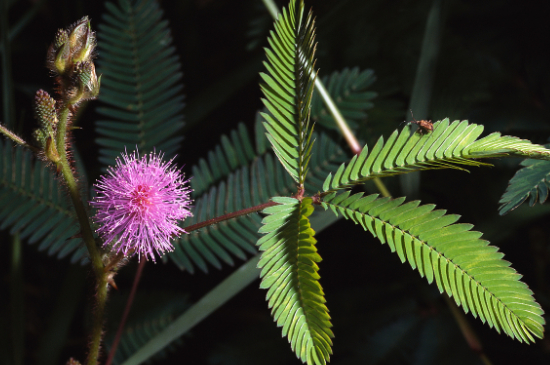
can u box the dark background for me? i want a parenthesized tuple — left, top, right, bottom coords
(1, 0, 550, 364)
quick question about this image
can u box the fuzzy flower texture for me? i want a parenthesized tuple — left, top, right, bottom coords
(91, 151, 192, 262)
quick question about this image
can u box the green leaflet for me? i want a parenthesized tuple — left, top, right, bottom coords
(172, 119, 346, 273)
(191, 123, 256, 196)
(260, 0, 316, 185)
(499, 158, 550, 215)
(257, 197, 333, 365)
(322, 119, 550, 193)
(0, 140, 86, 263)
(322, 191, 545, 343)
(191, 114, 346, 197)
(95, 0, 184, 167)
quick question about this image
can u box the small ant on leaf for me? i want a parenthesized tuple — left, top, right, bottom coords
(401, 110, 433, 134)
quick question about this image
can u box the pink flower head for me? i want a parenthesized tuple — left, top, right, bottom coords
(91, 150, 193, 262)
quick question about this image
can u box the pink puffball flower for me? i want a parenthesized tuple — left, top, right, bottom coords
(91, 150, 193, 262)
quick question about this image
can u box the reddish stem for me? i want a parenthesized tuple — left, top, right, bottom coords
(184, 200, 278, 233)
(105, 257, 146, 365)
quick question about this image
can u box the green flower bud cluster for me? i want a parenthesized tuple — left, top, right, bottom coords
(33, 90, 60, 163)
(46, 16, 101, 105)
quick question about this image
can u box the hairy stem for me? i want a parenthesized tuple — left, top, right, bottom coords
(0, 124, 39, 151)
(56, 103, 107, 365)
(86, 268, 108, 365)
(56, 106, 70, 160)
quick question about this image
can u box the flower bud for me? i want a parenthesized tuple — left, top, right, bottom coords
(33, 129, 47, 147)
(68, 16, 95, 62)
(50, 42, 70, 75)
(53, 29, 68, 50)
(47, 29, 70, 74)
(45, 16, 100, 107)
(33, 90, 60, 157)
(34, 90, 58, 132)
(83, 62, 100, 99)
(46, 16, 96, 76)
(69, 61, 100, 103)
(75, 61, 92, 88)
(71, 19, 95, 64)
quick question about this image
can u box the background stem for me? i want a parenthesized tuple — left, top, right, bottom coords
(119, 256, 261, 365)
(106, 258, 146, 365)
(400, 0, 443, 199)
(445, 296, 492, 365)
(10, 234, 24, 365)
(1, 0, 15, 129)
